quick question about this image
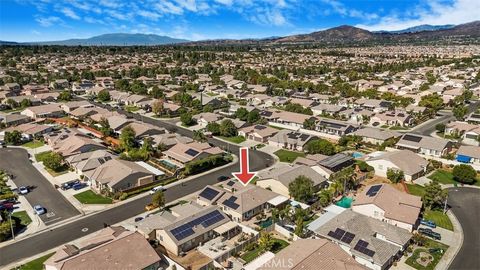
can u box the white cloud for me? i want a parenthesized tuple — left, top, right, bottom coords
(357, 0, 480, 31)
(321, 0, 378, 20)
(154, 1, 184, 15)
(61, 7, 80, 20)
(250, 8, 288, 26)
(36, 16, 62, 27)
(138, 10, 162, 20)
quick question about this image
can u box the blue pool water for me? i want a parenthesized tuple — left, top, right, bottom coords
(336, 197, 354, 208)
(352, 152, 364, 159)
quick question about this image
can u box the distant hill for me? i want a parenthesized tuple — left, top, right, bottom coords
(376, 24, 455, 34)
(272, 21, 480, 44)
(0, 33, 189, 46)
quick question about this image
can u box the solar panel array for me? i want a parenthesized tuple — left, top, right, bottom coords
(353, 240, 375, 257)
(170, 210, 225, 241)
(185, 149, 200, 157)
(402, 134, 422, 143)
(199, 187, 220, 201)
(226, 180, 236, 187)
(327, 228, 355, 244)
(223, 196, 240, 209)
(366, 185, 382, 197)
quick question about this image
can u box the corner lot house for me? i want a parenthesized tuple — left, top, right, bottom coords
(163, 142, 223, 165)
(314, 210, 411, 270)
(365, 150, 428, 181)
(239, 125, 278, 143)
(352, 184, 422, 231)
(396, 133, 452, 157)
(353, 127, 401, 145)
(88, 159, 155, 193)
(257, 165, 328, 198)
(44, 226, 161, 270)
(258, 238, 365, 270)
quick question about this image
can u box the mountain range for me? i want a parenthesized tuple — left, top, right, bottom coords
(1, 21, 479, 46)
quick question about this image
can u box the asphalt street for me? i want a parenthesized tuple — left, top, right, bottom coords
(411, 101, 480, 136)
(0, 148, 80, 225)
(0, 105, 275, 266)
(447, 187, 480, 270)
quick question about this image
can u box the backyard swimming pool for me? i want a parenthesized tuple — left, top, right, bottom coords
(352, 152, 364, 159)
(336, 196, 354, 208)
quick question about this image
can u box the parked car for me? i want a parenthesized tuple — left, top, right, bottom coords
(61, 180, 80, 190)
(418, 228, 441, 240)
(18, 186, 29, 195)
(72, 183, 87, 191)
(283, 224, 296, 232)
(134, 217, 144, 222)
(217, 175, 229, 182)
(33, 205, 46, 215)
(1, 198, 18, 204)
(149, 186, 165, 195)
(0, 202, 14, 211)
(420, 219, 436, 228)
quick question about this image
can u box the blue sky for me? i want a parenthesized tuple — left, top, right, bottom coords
(0, 0, 478, 42)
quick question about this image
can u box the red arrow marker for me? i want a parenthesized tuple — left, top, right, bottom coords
(232, 147, 257, 186)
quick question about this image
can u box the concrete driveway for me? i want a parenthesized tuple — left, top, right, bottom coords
(0, 148, 80, 225)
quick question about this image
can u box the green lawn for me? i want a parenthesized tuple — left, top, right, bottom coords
(125, 105, 140, 112)
(406, 184, 426, 197)
(429, 169, 480, 186)
(21, 140, 45, 149)
(424, 209, 453, 231)
(34, 151, 52, 162)
(390, 126, 409, 130)
(405, 239, 449, 270)
(241, 238, 289, 263)
(218, 136, 246, 144)
(74, 190, 113, 204)
(45, 165, 69, 177)
(12, 211, 32, 226)
(274, 149, 305, 163)
(12, 253, 54, 270)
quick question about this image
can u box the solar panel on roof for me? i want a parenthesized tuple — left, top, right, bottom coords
(170, 210, 225, 241)
(341, 232, 355, 244)
(403, 134, 422, 143)
(255, 125, 266, 130)
(327, 228, 347, 240)
(223, 196, 240, 209)
(226, 180, 235, 186)
(185, 148, 200, 157)
(199, 187, 220, 201)
(353, 240, 375, 257)
(366, 185, 382, 197)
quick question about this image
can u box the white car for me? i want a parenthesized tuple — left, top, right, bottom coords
(149, 186, 165, 195)
(18, 186, 29, 195)
(33, 205, 46, 215)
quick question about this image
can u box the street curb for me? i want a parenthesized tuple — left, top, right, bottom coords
(443, 210, 464, 270)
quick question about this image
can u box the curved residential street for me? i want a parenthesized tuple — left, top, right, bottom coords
(0, 108, 276, 267)
(447, 187, 480, 270)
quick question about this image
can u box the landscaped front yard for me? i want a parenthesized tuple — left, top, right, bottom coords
(34, 151, 52, 162)
(12, 253, 54, 270)
(218, 135, 246, 144)
(21, 140, 45, 149)
(74, 190, 113, 204)
(125, 105, 140, 112)
(241, 238, 289, 263)
(274, 149, 305, 163)
(428, 169, 480, 186)
(405, 239, 449, 270)
(12, 211, 32, 227)
(424, 209, 453, 231)
(406, 183, 426, 197)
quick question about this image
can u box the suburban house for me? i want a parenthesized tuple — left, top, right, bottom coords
(65, 150, 115, 176)
(355, 99, 392, 112)
(396, 133, 452, 157)
(311, 103, 346, 116)
(257, 164, 328, 198)
(456, 145, 480, 164)
(294, 154, 328, 166)
(87, 159, 155, 193)
(258, 238, 366, 270)
(314, 210, 412, 270)
(268, 130, 317, 151)
(0, 113, 32, 127)
(127, 122, 166, 138)
(445, 121, 480, 146)
(136, 202, 233, 257)
(44, 226, 161, 270)
(49, 132, 105, 157)
(315, 118, 358, 136)
(314, 153, 355, 179)
(150, 133, 193, 149)
(352, 184, 422, 231)
(193, 112, 223, 127)
(61, 100, 93, 113)
(466, 112, 480, 124)
(106, 115, 133, 134)
(4, 123, 53, 140)
(71, 80, 95, 94)
(267, 110, 315, 129)
(370, 111, 414, 127)
(163, 142, 223, 165)
(238, 125, 279, 143)
(365, 150, 428, 181)
(21, 104, 64, 120)
(124, 94, 151, 106)
(352, 127, 401, 145)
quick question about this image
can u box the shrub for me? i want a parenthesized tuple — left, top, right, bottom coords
(452, 164, 477, 184)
